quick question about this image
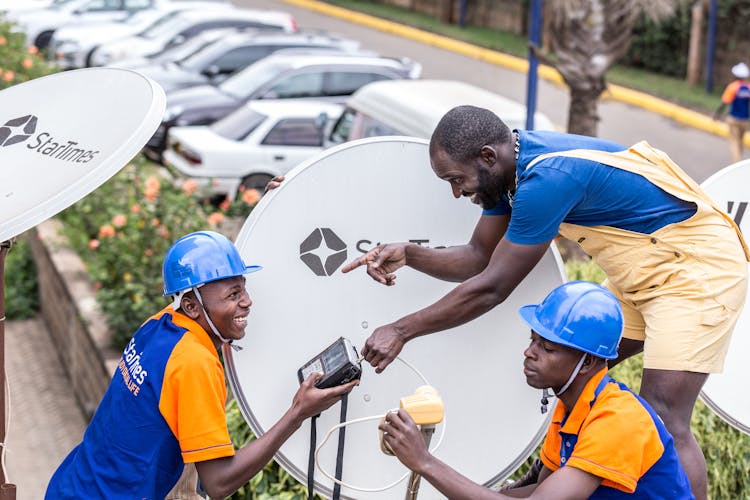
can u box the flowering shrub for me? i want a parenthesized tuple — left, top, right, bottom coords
(58, 156, 259, 349)
(0, 19, 56, 90)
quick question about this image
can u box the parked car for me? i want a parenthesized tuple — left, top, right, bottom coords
(0, 0, 58, 20)
(13, 0, 159, 50)
(146, 51, 421, 161)
(128, 29, 362, 92)
(163, 100, 344, 199)
(325, 79, 556, 146)
(48, 0, 232, 69)
(88, 7, 296, 66)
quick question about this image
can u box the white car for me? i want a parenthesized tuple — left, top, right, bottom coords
(163, 100, 343, 199)
(13, 0, 158, 50)
(89, 7, 296, 66)
(48, 0, 232, 69)
(0, 0, 58, 21)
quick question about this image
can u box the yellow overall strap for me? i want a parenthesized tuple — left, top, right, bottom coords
(525, 142, 750, 260)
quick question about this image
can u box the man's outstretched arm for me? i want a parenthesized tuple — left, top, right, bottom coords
(342, 214, 508, 285)
(362, 238, 550, 372)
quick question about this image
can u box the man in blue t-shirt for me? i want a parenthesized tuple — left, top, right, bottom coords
(342, 105, 748, 500)
(714, 62, 750, 163)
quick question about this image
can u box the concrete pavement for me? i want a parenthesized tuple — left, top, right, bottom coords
(4, 317, 86, 500)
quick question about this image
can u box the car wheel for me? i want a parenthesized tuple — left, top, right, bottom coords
(240, 173, 273, 196)
(35, 31, 54, 51)
(85, 46, 99, 67)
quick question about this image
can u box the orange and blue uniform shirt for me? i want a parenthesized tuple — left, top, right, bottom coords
(540, 367, 694, 499)
(721, 80, 750, 120)
(45, 308, 234, 499)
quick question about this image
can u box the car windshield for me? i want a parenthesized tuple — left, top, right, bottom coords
(210, 107, 267, 140)
(148, 32, 223, 63)
(219, 59, 287, 99)
(138, 11, 186, 40)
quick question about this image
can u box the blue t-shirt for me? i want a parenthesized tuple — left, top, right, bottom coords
(483, 131, 697, 245)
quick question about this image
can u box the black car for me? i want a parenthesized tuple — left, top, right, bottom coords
(144, 50, 421, 162)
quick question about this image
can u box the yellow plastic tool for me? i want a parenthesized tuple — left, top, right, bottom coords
(380, 386, 444, 455)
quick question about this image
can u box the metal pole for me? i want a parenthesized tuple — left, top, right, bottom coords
(0, 240, 17, 499)
(525, 0, 543, 130)
(705, 0, 718, 93)
(404, 425, 435, 500)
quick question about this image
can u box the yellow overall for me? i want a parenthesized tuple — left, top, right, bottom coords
(528, 142, 749, 373)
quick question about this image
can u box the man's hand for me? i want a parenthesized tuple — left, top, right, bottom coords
(341, 242, 409, 286)
(292, 373, 359, 420)
(379, 409, 432, 474)
(361, 324, 405, 373)
(264, 175, 285, 194)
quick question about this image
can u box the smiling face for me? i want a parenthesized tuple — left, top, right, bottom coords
(197, 276, 252, 344)
(522, 331, 584, 391)
(430, 145, 508, 210)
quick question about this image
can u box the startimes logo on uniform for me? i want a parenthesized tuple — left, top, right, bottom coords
(0, 114, 100, 164)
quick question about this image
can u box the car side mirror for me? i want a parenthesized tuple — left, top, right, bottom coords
(315, 112, 329, 130)
(202, 65, 221, 77)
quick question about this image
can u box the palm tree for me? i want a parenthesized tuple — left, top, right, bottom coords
(534, 0, 678, 136)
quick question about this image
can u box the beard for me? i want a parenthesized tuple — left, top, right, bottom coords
(473, 164, 508, 210)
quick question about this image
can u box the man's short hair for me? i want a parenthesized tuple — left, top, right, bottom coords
(430, 105, 512, 162)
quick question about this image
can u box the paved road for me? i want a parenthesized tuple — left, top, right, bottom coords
(238, 0, 738, 182)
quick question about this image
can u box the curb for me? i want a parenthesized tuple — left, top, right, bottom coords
(282, 0, 750, 146)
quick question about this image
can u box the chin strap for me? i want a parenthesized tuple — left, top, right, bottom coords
(540, 353, 588, 414)
(174, 287, 243, 352)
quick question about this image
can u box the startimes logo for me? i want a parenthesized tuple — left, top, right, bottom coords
(0, 114, 100, 163)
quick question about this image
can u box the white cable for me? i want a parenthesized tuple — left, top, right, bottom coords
(313, 355, 447, 493)
(2, 373, 11, 483)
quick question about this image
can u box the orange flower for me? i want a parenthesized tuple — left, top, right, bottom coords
(0, 36, 6, 46)
(182, 179, 198, 196)
(145, 176, 160, 191)
(130, 203, 141, 214)
(151, 218, 161, 227)
(99, 224, 115, 238)
(144, 248, 154, 257)
(112, 214, 127, 227)
(3, 71, 14, 83)
(27, 45, 38, 55)
(88, 239, 100, 250)
(144, 187, 158, 201)
(242, 188, 261, 206)
(158, 226, 170, 238)
(219, 197, 230, 211)
(22, 58, 33, 70)
(207, 212, 224, 226)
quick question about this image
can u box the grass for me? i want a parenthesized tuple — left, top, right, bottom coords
(322, 0, 724, 114)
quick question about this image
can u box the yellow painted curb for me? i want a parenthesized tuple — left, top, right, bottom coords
(283, 0, 750, 146)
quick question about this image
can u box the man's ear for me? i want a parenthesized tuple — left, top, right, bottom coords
(479, 145, 497, 166)
(580, 354, 604, 374)
(179, 293, 202, 320)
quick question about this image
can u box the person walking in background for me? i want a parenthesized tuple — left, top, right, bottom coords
(714, 62, 750, 163)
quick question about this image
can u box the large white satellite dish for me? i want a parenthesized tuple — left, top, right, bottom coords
(226, 137, 568, 498)
(700, 159, 750, 435)
(0, 68, 165, 242)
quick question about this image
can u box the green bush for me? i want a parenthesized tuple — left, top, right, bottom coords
(0, 19, 56, 90)
(57, 156, 256, 349)
(3, 236, 38, 319)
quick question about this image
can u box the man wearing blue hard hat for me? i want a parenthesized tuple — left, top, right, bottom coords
(381, 281, 694, 499)
(46, 231, 358, 499)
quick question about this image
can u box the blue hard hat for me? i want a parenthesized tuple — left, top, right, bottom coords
(518, 281, 623, 359)
(162, 231, 261, 296)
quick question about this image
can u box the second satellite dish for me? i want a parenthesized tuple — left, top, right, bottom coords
(226, 137, 568, 499)
(0, 68, 165, 242)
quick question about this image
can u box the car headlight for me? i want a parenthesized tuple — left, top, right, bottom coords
(163, 106, 184, 122)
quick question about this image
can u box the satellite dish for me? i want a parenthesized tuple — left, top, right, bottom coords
(700, 159, 750, 435)
(226, 137, 568, 498)
(0, 68, 165, 242)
